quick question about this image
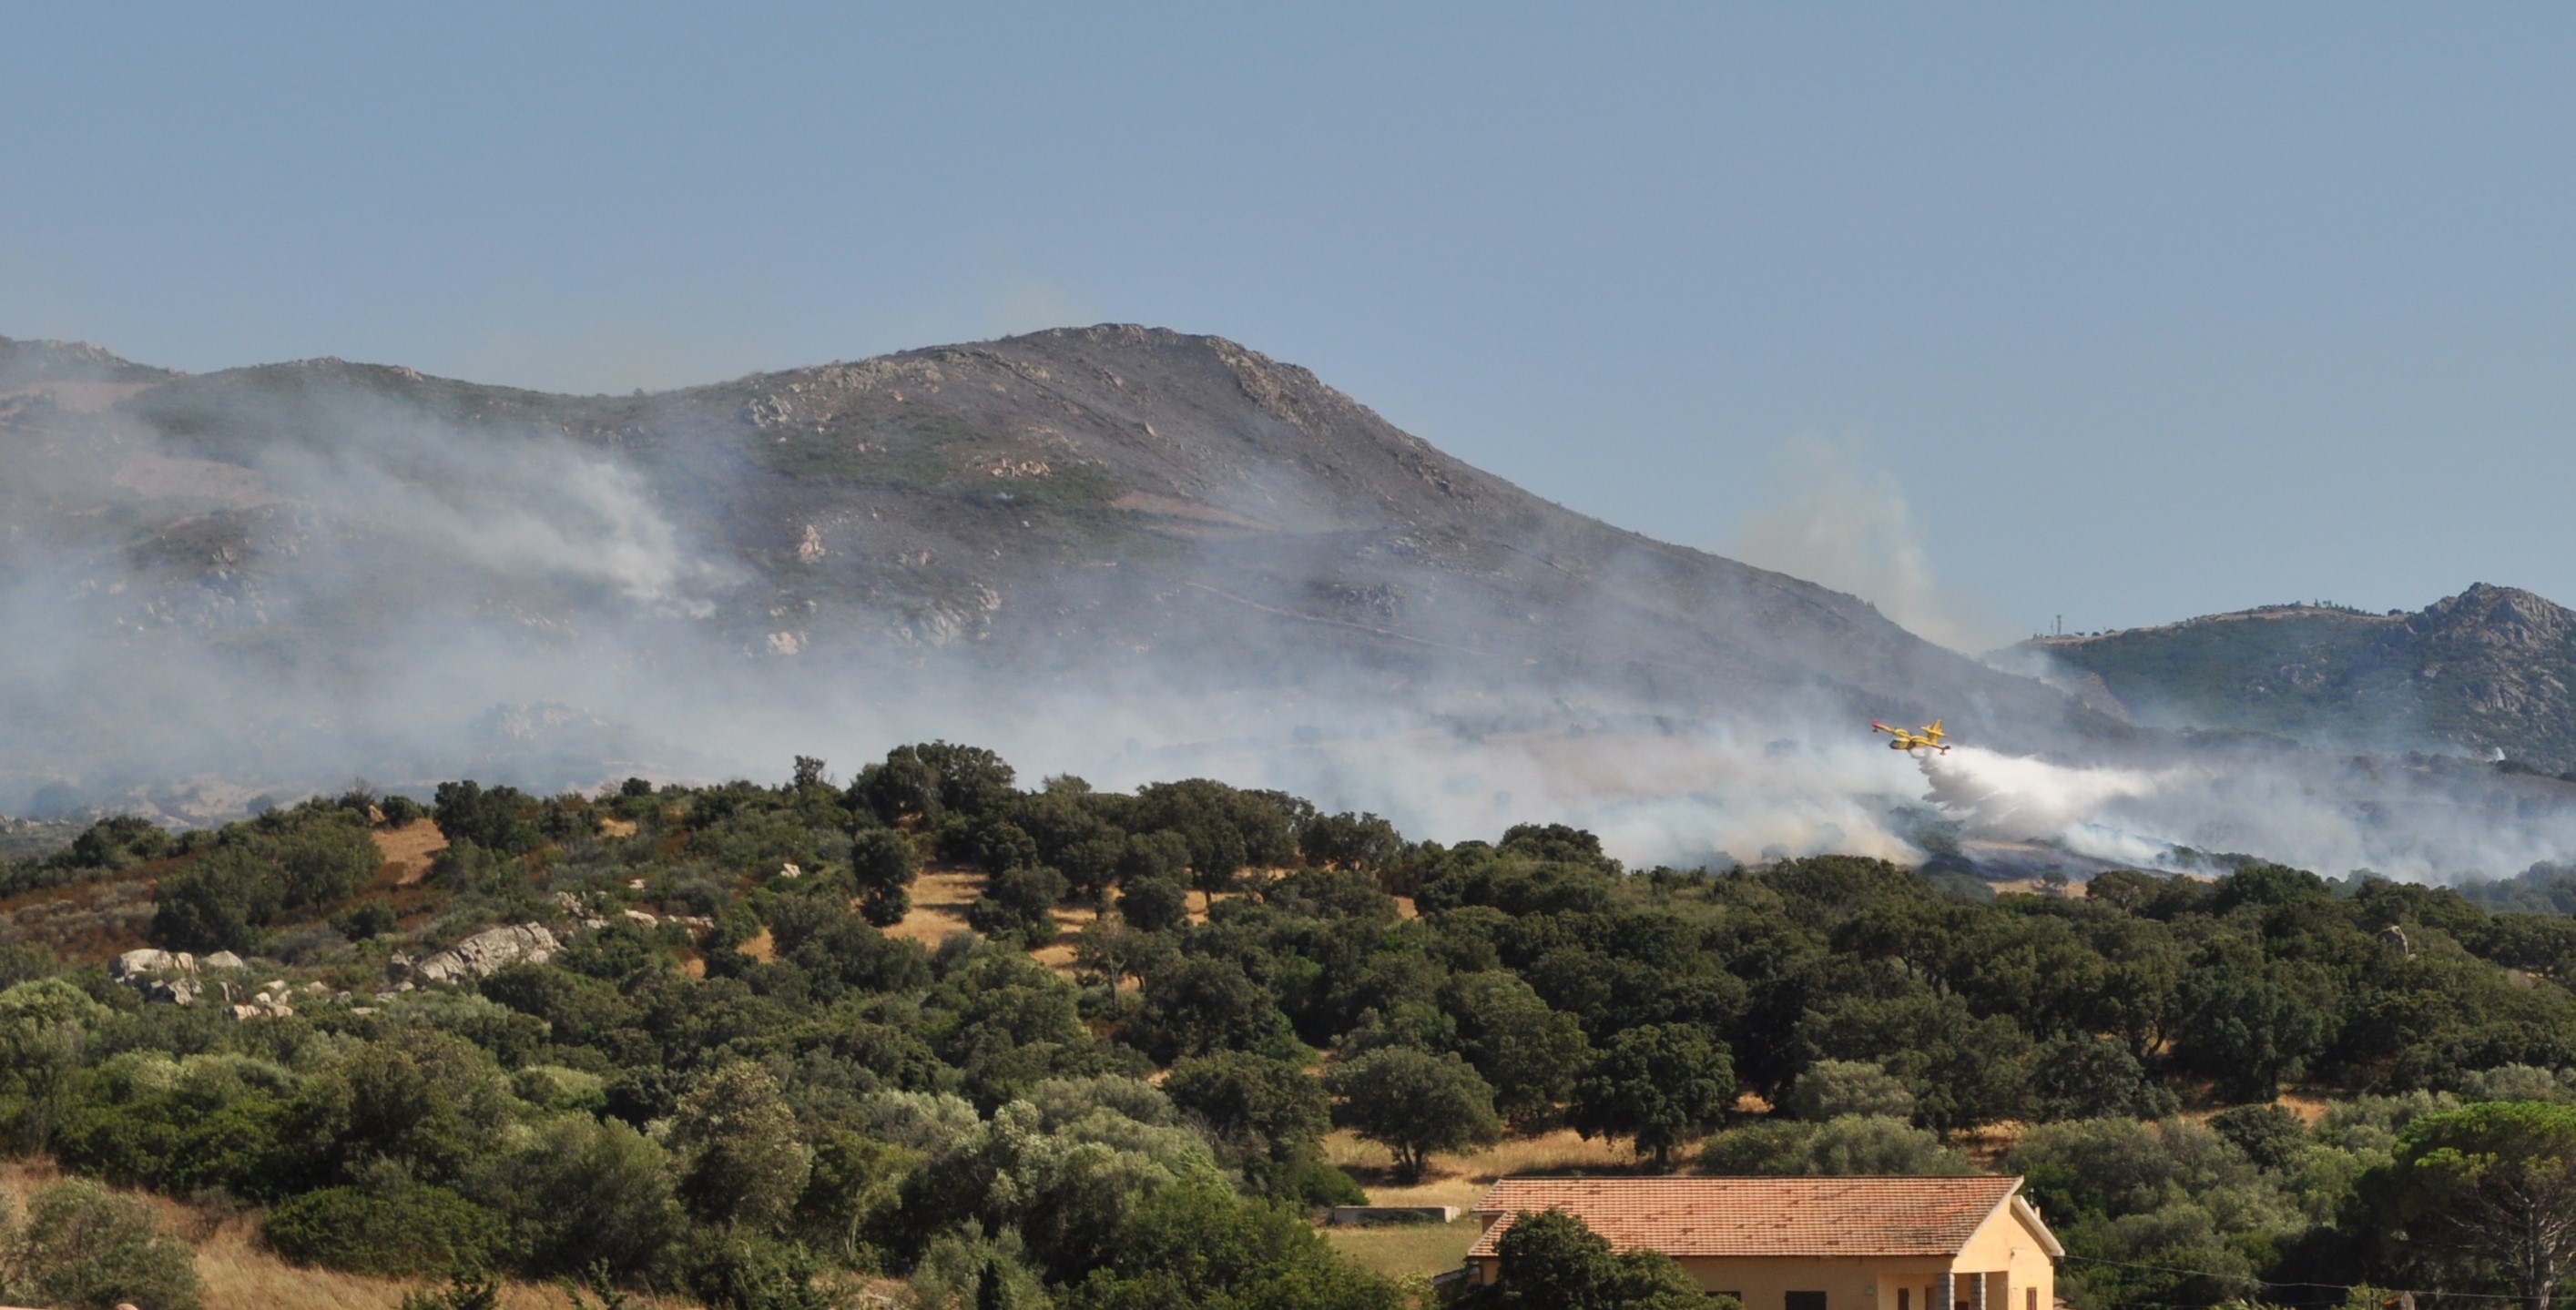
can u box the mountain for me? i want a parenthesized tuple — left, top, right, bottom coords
(0, 324, 2121, 813)
(2017, 584, 2576, 770)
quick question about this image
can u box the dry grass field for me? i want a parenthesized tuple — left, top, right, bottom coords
(1324, 1126, 1646, 1213)
(1321, 1216, 1484, 1283)
(882, 868, 986, 945)
(371, 818, 448, 888)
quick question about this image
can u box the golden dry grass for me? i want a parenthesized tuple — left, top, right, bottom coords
(597, 817, 638, 839)
(2273, 1092, 2334, 1125)
(1029, 902, 1104, 979)
(736, 927, 777, 961)
(1324, 1127, 1644, 1213)
(0, 1162, 587, 1310)
(372, 819, 449, 888)
(1322, 1217, 1484, 1282)
(883, 868, 986, 945)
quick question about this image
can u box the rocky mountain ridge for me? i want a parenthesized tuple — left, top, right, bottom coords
(2022, 583, 2576, 770)
(0, 325, 2123, 810)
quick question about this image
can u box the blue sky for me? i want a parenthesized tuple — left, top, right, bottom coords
(7, 4, 2574, 641)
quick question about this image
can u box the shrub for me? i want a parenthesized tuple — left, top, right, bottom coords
(264, 1182, 511, 1276)
(1698, 1115, 1970, 1176)
(1786, 1060, 1914, 1121)
(5, 1176, 204, 1310)
(1117, 875, 1189, 934)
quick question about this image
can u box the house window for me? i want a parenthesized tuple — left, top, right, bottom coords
(1788, 1292, 1828, 1310)
(1900, 1290, 1911, 1310)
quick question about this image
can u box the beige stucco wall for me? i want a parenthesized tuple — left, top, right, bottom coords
(1670, 1254, 1894, 1309)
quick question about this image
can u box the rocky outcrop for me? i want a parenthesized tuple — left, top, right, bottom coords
(109, 948, 194, 984)
(386, 923, 558, 988)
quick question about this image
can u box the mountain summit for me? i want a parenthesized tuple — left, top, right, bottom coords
(1, 325, 2103, 807)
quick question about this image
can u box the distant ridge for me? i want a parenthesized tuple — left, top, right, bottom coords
(2019, 583, 2576, 769)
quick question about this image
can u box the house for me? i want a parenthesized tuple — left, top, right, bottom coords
(1462, 1175, 2062, 1310)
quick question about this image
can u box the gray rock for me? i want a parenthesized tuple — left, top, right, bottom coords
(146, 976, 200, 1006)
(391, 923, 560, 987)
(109, 948, 192, 982)
(201, 950, 246, 970)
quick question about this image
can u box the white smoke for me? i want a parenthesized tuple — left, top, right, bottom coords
(7, 350, 2576, 886)
(1909, 743, 2576, 882)
(1727, 435, 2007, 655)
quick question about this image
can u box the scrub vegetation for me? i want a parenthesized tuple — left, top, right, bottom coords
(7, 745, 2576, 1307)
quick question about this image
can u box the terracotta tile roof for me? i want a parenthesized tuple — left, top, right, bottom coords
(1466, 1175, 2028, 1259)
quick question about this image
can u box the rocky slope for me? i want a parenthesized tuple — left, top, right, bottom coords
(1, 325, 2111, 811)
(2020, 584, 2576, 769)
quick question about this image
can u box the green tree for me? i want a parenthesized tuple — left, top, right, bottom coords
(0, 978, 108, 1153)
(1059, 1181, 1400, 1310)
(969, 863, 1069, 947)
(1127, 957, 1300, 1063)
(1470, 1207, 1732, 1310)
(494, 1113, 683, 1277)
(1442, 970, 1592, 1127)
(1299, 812, 1402, 871)
(1325, 1046, 1501, 1183)
(2209, 1103, 2308, 1173)
(851, 828, 921, 927)
(669, 1062, 813, 1234)
(287, 1030, 515, 1186)
(2031, 1035, 2177, 1122)
(1568, 1024, 1736, 1168)
(1117, 873, 1189, 934)
(1166, 1051, 1332, 1169)
(2371, 1101, 2576, 1310)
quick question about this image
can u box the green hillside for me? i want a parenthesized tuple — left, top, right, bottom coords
(11, 747, 2576, 1307)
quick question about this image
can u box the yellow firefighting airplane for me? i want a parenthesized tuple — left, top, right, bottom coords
(1871, 718, 1950, 754)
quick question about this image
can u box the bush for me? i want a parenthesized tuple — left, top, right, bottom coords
(851, 829, 921, 909)
(334, 899, 400, 940)
(1698, 1115, 1970, 1176)
(969, 865, 1068, 947)
(4, 1177, 204, 1310)
(497, 1114, 683, 1277)
(1786, 1060, 1914, 1121)
(148, 810, 382, 953)
(1117, 875, 1189, 934)
(265, 1182, 512, 1276)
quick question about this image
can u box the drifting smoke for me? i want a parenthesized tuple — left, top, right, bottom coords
(1727, 435, 2008, 655)
(1914, 745, 2576, 883)
(4, 339, 2576, 884)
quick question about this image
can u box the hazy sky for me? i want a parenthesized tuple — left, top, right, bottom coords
(8, 4, 2574, 642)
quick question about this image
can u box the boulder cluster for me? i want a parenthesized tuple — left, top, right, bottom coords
(384, 922, 560, 989)
(107, 921, 565, 1016)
